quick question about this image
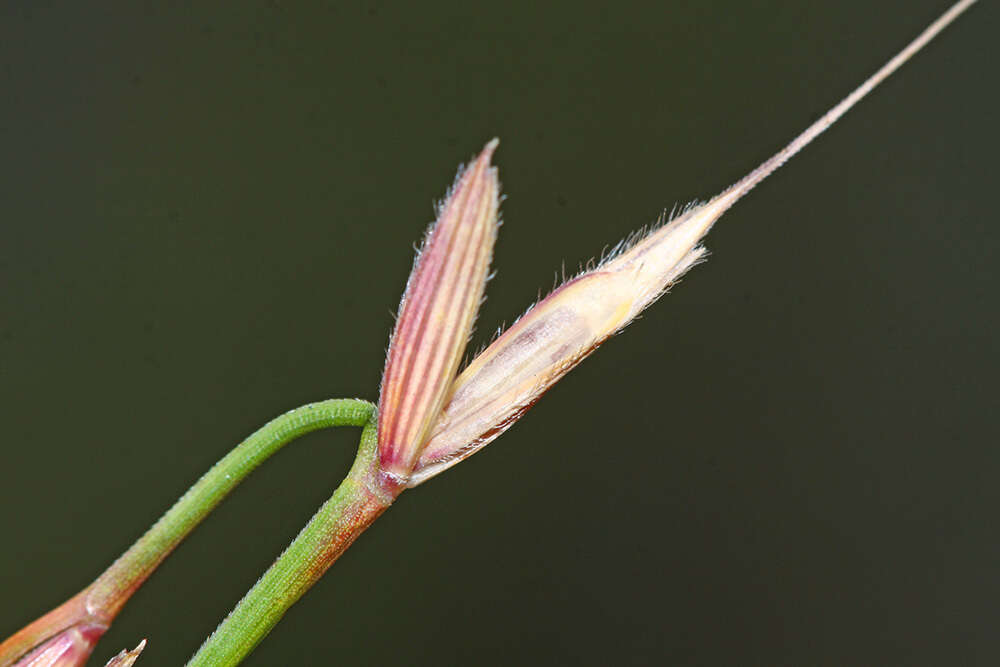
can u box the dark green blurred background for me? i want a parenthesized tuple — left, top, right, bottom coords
(1, 1, 996, 665)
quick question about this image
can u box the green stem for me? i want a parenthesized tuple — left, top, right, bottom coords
(186, 410, 401, 667)
(0, 400, 376, 664)
(88, 399, 376, 620)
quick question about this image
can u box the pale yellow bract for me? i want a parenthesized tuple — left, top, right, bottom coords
(409, 0, 978, 486)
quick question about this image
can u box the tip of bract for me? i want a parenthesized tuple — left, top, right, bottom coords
(102, 639, 146, 667)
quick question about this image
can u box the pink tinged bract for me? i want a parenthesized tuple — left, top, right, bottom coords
(10, 624, 104, 667)
(377, 139, 501, 482)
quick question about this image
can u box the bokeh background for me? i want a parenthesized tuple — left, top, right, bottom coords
(1, 1, 996, 665)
